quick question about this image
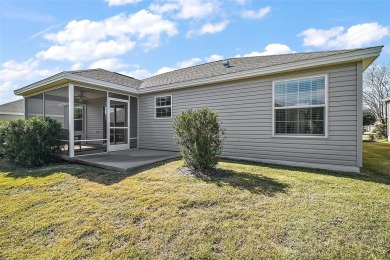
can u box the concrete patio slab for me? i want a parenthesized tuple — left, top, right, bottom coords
(67, 149, 179, 172)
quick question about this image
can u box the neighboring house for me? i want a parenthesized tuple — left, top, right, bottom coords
(0, 99, 24, 121)
(14, 46, 383, 173)
(385, 97, 390, 141)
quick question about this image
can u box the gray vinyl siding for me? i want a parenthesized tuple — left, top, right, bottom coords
(139, 63, 359, 168)
(86, 97, 106, 141)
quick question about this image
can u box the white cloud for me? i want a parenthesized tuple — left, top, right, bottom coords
(235, 0, 246, 5)
(149, 3, 179, 14)
(120, 69, 153, 79)
(105, 0, 142, 6)
(156, 66, 176, 74)
(299, 22, 390, 49)
(200, 21, 229, 34)
(241, 6, 271, 19)
(71, 63, 83, 70)
(149, 0, 216, 19)
(155, 57, 202, 74)
(0, 59, 59, 105)
(122, 55, 208, 79)
(205, 54, 224, 62)
(89, 58, 128, 70)
(0, 59, 56, 82)
(0, 81, 21, 105)
(188, 20, 229, 36)
(177, 58, 202, 68)
(243, 43, 295, 57)
(176, 0, 215, 19)
(36, 10, 178, 62)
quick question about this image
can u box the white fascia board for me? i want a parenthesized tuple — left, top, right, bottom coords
(14, 72, 67, 95)
(139, 46, 383, 94)
(383, 97, 390, 102)
(14, 72, 138, 96)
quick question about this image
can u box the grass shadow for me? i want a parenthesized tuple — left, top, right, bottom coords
(1, 157, 179, 186)
(221, 158, 390, 186)
(195, 168, 289, 196)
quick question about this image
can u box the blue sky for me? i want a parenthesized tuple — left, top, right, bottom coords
(0, 0, 389, 104)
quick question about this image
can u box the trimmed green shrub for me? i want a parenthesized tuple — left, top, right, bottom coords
(173, 108, 226, 171)
(0, 117, 62, 167)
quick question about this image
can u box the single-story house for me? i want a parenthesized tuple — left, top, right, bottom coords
(0, 99, 24, 121)
(14, 46, 383, 173)
(385, 97, 390, 141)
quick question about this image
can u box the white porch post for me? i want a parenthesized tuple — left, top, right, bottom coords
(69, 84, 75, 157)
(128, 95, 131, 149)
(106, 91, 110, 152)
(24, 98, 28, 119)
(42, 92, 45, 117)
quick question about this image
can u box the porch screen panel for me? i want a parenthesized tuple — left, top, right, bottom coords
(130, 96, 138, 149)
(26, 94, 43, 118)
(41, 87, 69, 154)
(44, 87, 68, 128)
(74, 86, 107, 156)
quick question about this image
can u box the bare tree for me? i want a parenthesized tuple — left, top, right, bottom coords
(363, 63, 390, 123)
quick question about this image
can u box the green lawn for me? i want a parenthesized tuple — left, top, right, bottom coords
(0, 143, 389, 259)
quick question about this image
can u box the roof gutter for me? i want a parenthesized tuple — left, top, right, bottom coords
(14, 72, 138, 96)
(138, 46, 383, 94)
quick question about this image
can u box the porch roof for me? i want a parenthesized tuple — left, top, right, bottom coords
(14, 69, 141, 96)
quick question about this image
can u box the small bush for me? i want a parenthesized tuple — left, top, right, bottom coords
(0, 117, 62, 167)
(173, 108, 226, 171)
(373, 124, 387, 139)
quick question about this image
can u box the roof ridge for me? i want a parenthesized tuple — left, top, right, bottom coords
(70, 68, 143, 82)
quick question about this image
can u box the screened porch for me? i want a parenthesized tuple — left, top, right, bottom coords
(24, 84, 138, 157)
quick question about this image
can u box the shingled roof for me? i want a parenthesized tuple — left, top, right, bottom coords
(139, 47, 373, 89)
(69, 69, 143, 89)
(0, 99, 24, 114)
(13, 46, 382, 96)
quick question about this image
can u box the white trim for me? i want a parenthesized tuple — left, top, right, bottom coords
(73, 139, 107, 142)
(68, 84, 75, 158)
(24, 98, 27, 119)
(137, 97, 139, 148)
(107, 97, 130, 152)
(154, 94, 173, 119)
(42, 92, 45, 117)
(356, 62, 363, 167)
(224, 156, 360, 173)
(271, 74, 328, 138)
(0, 112, 24, 115)
(128, 95, 131, 149)
(106, 92, 110, 152)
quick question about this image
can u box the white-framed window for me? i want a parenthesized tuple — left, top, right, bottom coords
(155, 95, 172, 118)
(74, 106, 83, 132)
(273, 75, 327, 137)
